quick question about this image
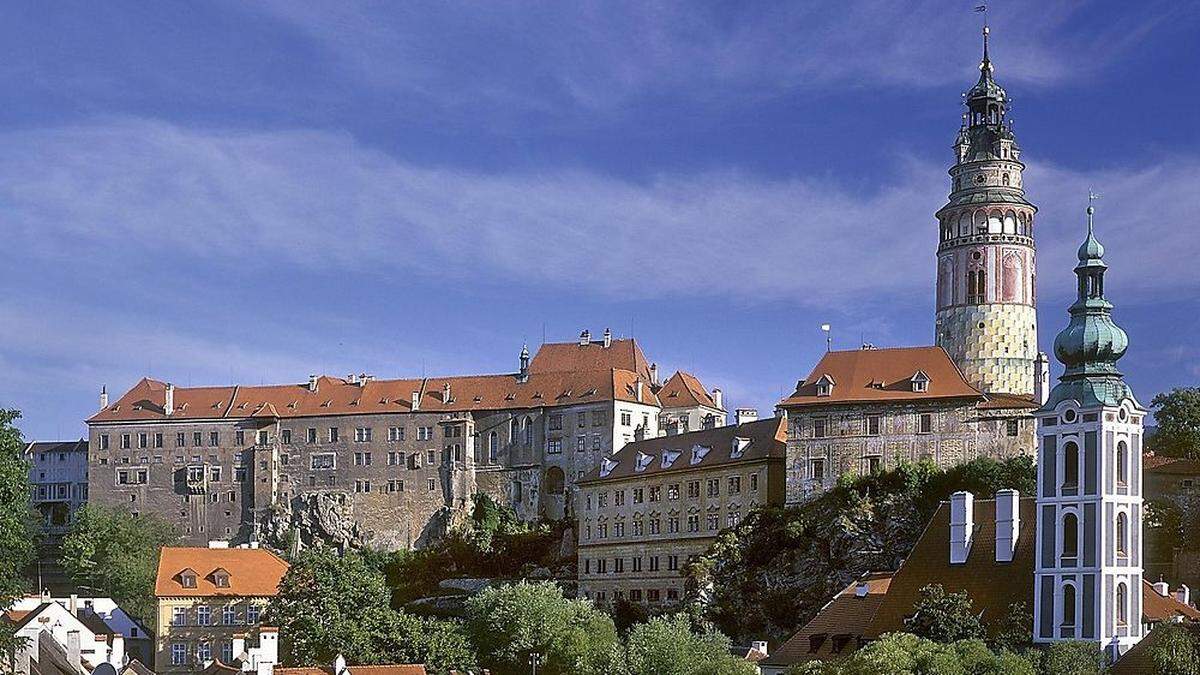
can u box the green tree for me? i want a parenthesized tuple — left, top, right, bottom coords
(623, 613, 757, 675)
(465, 580, 618, 675)
(1150, 625, 1200, 675)
(1041, 641, 1106, 675)
(988, 601, 1033, 653)
(1148, 388, 1200, 459)
(903, 585, 984, 644)
(60, 504, 177, 621)
(0, 410, 38, 654)
(786, 633, 1035, 675)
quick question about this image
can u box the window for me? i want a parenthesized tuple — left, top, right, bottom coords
(1116, 512, 1129, 557)
(388, 427, 405, 442)
(209, 467, 221, 483)
(597, 559, 607, 574)
(866, 456, 881, 475)
(138, 432, 147, 449)
(257, 430, 269, 445)
(578, 412, 587, 429)
(194, 431, 203, 446)
(1062, 441, 1079, 489)
(388, 479, 404, 493)
(428, 478, 437, 492)
(668, 517, 680, 533)
(1116, 582, 1128, 626)
(649, 486, 661, 502)
(549, 414, 563, 431)
(813, 418, 827, 439)
(355, 480, 371, 493)
(750, 473, 759, 492)
(209, 431, 219, 446)
(246, 605, 261, 624)
(221, 640, 234, 664)
(121, 434, 131, 449)
(171, 642, 187, 666)
(99, 434, 110, 450)
(687, 481, 700, 499)
(576, 436, 585, 452)
(427, 449, 437, 465)
(1061, 512, 1079, 560)
(488, 432, 499, 461)
(235, 466, 247, 481)
(196, 606, 211, 626)
(281, 429, 292, 445)
(687, 515, 699, 532)
(649, 519, 660, 534)
(1116, 440, 1129, 486)
(707, 514, 719, 531)
(547, 439, 562, 454)
(811, 458, 826, 482)
(728, 476, 741, 494)
(667, 483, 680, 500)
(524, 417, 534, 445)
(417, 426, 433, 441)
(1006, 419, 1020, 437)
(614, 522, 625, 537)
(307, 428, 317, 444)
(597, 492, 608, 508)
(154, 433, 163, 448)
(172, 607, 188, 625)
(706, 478, 719, 498)
(613, 557, 624, 573)
(632, 488, 644, 504)
(919, 413, 933, 434)
(620, 411, 632, 426)
(866, 415, 881, 436)
(236, 430, 246, 445)
(613, 490, 625, 507)
(310, 453, 336, 470)
(354, 452, 372, 466)
(1062, 583, 1077, 627)
(668, 555, 679, 571)
(649, 556, 660, 571)
(328, 427, 339, 442)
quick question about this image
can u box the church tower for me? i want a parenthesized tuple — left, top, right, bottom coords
(935, 27, 1039, 396)
(1033, 203, 1145, 660)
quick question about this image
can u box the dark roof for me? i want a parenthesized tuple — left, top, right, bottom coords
(25, 440, 88, 454)
(779, 347, 982, 409)
(1144, 455, 1200, 476)
(576, 417, 786, 484)
(1111, 623, 1200, 675)
(977, 393, 1040, 410)
(121, 660, 156, 675)
(761, 572, 894, 667)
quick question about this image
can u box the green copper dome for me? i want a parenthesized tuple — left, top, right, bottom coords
(1043, 206, 1137, 410)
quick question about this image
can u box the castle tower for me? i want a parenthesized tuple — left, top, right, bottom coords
(1033, 203, 1145, 660)
(935, 27, 1038, 396)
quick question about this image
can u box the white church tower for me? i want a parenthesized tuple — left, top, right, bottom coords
(1033, 201, 1147, 660)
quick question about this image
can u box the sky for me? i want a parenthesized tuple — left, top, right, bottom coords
(2, 1, 1199, 441)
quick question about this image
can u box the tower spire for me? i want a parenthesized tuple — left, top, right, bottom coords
(981, 24, 992, 76)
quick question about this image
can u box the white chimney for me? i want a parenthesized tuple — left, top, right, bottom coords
(635, 380, 644, 403)
(334, 654, 348, 675)
(442, 382, 452, 402)
(950, 491, 974, 564)
(232, 635, 246, 660)
(1034, 352, 1050, 406)
(99, 385, 109, 409)
(308, 374, 318, 392)
(411, 391, 421, 411)
(712, 388, 724, 410)
(735, 408, 759, 426)
(751, 640, 768, 656)
(995, 489, 1019, 563)
(579, 329, 591, 346)
(602, 328, 612, 348)
(68, 593, 78, 616)
(1176, 585, 1191, 607)
(164, 383, 175, 416)
(109, 633, 125, 667)
(256, 627, 279, 674)
(1153, 581, 1170, 596)
(67, 629, 81, 671)
(208, 540, 229, 548)
(649, 363, 659, 386)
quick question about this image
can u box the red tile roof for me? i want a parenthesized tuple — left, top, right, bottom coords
(155, 547, 289, 598)
(577, 417, 785, 484)
(274, 666, 427, 675)
(761, 572, 894, 668)
(91, 367, 658, 424)
(778, 347, 982, 409)
(1111, 623, 1200, 675)
(529, 337, 651, 380)
(657, 371, 721, 410)
(1143, 455, 1200, 476)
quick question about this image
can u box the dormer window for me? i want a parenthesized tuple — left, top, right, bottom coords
(815, 374, 835, 398)
(731, 437, 750, 459)
(212, 568, 231, 588)
(600, 458, 618, 478)
(635, 452, 653, 473)
(910, 371, 931, 393)
(661, 450, 681, 469)
(179, 569, 198, 589)
(690, 444, 711, 465)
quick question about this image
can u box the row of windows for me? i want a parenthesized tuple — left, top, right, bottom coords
(549, 410, 611, 430)
(803, 413, 937, 439)
(98, 425, 437, 452)
(170, 604, 261, 627)
(585, 511, 743, 540)
(544, 434, 605, 455)
(589, 587, 679, 604)
(583, 554, 682, 575)
(351, 478, 438, 494)
(587, 474, 759, 511)
(170, 638, 258, 667)
(33, 483, 87, 500)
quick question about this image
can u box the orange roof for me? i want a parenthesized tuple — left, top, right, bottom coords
(657, 371, 721, 410)
(761, 572, 894, 668)
(1143, 455, 1200, 476)
(577, 417, 785, 484)
(1142, 582, 1200, 622)
(91, 368, 658, 424)
(778, 346, 982, 408)
(529, 337, 651, 380)
(155, 547, 289, 598)
(273, 662, 427, 667)
(1111, 623, 1200, 675)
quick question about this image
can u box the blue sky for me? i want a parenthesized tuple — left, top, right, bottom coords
(3, 1, 1199, 440)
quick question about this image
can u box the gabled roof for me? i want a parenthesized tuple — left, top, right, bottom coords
(779, 346, 982, 408)
(528, 337, 651, 380)
(577, 417, 785, 484)
(24, 440, 88, 455)
(656, 371, 722, 411)
(155, 547, 289, 598)
(761, 572, 894, 668)
(1111, 623, 1200, 675)
(90, 368, 659, 424)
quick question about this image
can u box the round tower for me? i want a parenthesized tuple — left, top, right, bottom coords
(935, 26, 1038, 397)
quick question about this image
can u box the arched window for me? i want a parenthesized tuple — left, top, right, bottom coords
(1063, 441, 1080, 489)
(967, 269, 986, 304)
(524, 416, 533, 446)
(1062, 512, 1079, 559)
(1117, 512, 1129, 557)
(488, 432, 498, 462)
(1002, 173, 1010, 186)
(1062, 583, 1077, 627)
(510, 418, 520, 443)
(1116, 441, 1128, 486)
(1116, 582, 1129, 625)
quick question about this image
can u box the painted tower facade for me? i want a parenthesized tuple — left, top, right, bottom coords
(935, 27, 1039, 396)
(1033, 205, 1145, 660)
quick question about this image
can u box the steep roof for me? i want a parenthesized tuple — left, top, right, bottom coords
(1144, 455, 1200, 476)
(779, 347, 982, 409)
(274, 666, 427, 675)
(90, 368, 658, 424)
(761, 572, 894, 668)
(24, 440, 88, 455)
(1111, 623, 1200, 675)
(657, 371, 722, 410)
(577, 417, 786, 484)
(528, 337, 651, 380)
(155, 547, 289, 598)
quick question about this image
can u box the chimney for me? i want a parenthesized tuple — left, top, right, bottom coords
(712, 388, 724, 410)
(635, 380, 644, 403)
(308, 374, 318, 392)
(1176, 585, 1191, 607)
(579, 329, 590, 346)
(995, 489, 1019, 563)
(735, 408, 759, 426)
(334, 654, 348, 675)
(109, 633, 125, 666)
(99, 385, 109, 410)
(69, 593, 78, 616)
(1034, 352, 1050, 406)
(649, 363, 659, 386)
(1153, 581, 1171, 597)
(442, 382, 452, 403)
(164, 383, 175, 416)
(949, 491, 974, 564)
(751, 640, 768, 656)
(258, 627, 279, 669)
(634, 425, 645, 442)
(602, 328, 612, 348)
(411, 391, 421, 411)
(232, 634, 246, 660)
(67, 629, 81, 671)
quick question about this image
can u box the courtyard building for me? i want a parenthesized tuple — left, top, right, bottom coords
(575, 417, 786, 607)
(25, 440, 89, 536)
